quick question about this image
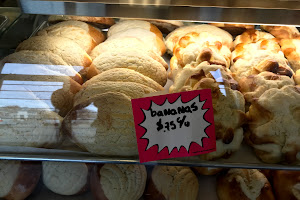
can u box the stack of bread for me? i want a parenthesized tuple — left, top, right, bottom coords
(63, 20, 168, 156)
(166, 24, 246, 160)
(232, 29, 300, 164)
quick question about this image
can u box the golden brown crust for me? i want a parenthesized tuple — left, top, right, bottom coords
(261, 25, 300, 39)
(273, 170, 300, 200)
(149, 24, 163, 39)
(233, 30, 275, 47)
(280, 39, 300, 72)
(4, 162, 41, 200)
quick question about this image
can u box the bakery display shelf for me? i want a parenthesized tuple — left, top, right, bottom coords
(19, 0, 300, 26)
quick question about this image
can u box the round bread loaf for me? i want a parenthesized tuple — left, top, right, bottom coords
(145, 166, 199, 200)
(91, 164, 147, 200)
(48, 15, 115, 27)
(238, 72, 295, 104)
(0, 160, 41, 200)
(106, 28, 166, 55)
(192, 167, 223, 176)
(90, 38, 168, 69)
(246, 85, 300, 163)
(83, 68, 164, 91)
(63, 92, 139, 156)
(273, 170, 300, 200)
(165, 24, 233, 54)
(233, 30, 274, 47)
(108, 20, 163, 39)
(88, 49, 167, 86)
(1, 50, 83, 84)
(16, 36, 92, 68)
(261, 25, 300, 39)
(217, 169, 275, 200)
(38, 21, 105, 53)
(42, 161, 89, 196)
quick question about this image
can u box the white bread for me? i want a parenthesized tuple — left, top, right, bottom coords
(108, 20, 163, 39)
(38, 21, 105, 53)
(43, 161, 89, 196)
(106, 28, 166, 55)
(91, 164, 147, 200)
(0, 160, 41, 200)
(16, 36, 92, 68)
(165, 24, 233, 54)
(88, 49, 167, 86)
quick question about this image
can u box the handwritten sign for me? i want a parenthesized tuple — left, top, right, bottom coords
(131, 89, 216, 163)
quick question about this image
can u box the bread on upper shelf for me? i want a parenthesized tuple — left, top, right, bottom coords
(261, 25, 300, 39)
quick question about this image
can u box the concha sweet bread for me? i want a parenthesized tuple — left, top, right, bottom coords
(246, 85, 300, 163)
(43, 161, 90, 196)
(261, 25, 300, 39)
(145, 166, 199, 200)
(91, 164, 147, 200)
(16, 36, 92, 68)
(233, 29, 274, 47)
(217, 169, 275, 200)
(273, 170, 300, 200)
(165, 24, 233, 54)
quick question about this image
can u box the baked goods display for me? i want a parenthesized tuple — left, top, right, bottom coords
(217, 169, 275, 200)
(42, 161, 90, 196)
(0, 160, 41, 200)
(90, 164, 147, 200)
(145, 166, 199, 200)
(261, 25, 300, 39)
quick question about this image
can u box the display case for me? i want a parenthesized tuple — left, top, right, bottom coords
(0, 0, 300, 199)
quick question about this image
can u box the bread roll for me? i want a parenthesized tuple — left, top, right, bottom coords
(108, 20, 163, 39)
(90, 38, 168, 69)
(42, 161, 89, 196)
(280, 39, 300, 72)
(91, 164, 147, 200)
(210, 23, 254, 35)
(246, 85, 300, 163)
(38, 21, 105, 53)
(165, 24, 233, 54)
(0, 160, 41, 200)
(261, 25, 300, 39)
(106, 28, 166, 55)
(217, 169, 275, 200)
(48, 15, 115, 27)
(233, 29, 274, 47)
(192, 167, 223, 175)
(1, 50, 83, 84)
(16, 36, 92, 68)
(273, 170, 300, 200)
(145, 166, 199, 200)
(88, 49, 167, 86)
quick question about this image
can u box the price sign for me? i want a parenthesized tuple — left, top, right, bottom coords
(131, 89, 216, 163)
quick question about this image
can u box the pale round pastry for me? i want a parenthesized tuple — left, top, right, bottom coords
(106, 28, 166, 55)
(233, 30, 275, 47)
(145, 166, 199, 200)
(273, 170, 300, 200)
(38, 20, 105, 53)
(280, 39, 300, 72)
(63, 92, 139, 156)
(217, 169, 275, 200)
(91, 164, 147, 200)
(87, 49, 167, 86)
(42, 161, 89, 196)
(246, 85, 300, 163)
(238, 72, 295, 104)
(261, 25, 300, 39)
(108, 20, 163, 39)
(83, 68, 164, 91)
(165, 24, 233, 54)
(16, 36, 92, 68)
(90, 38, 168, 69)
(231, 39, 294, 81)
(48, 15, 115, 27)
(0, 160, 41, 200)
(1, 50, 83, 84)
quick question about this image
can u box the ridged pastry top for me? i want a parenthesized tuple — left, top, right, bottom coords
(247, 85, 300, 163)
(227, 169, 268, 200)
(0, 160, 20, 197)
(233, 30, 274, 47)
(99, 164, 147, 200)
(165, 24, 233, 53)
(108, 20, 163, 39)
(42, 161, 88, 195)
(151, 166, 199, 200)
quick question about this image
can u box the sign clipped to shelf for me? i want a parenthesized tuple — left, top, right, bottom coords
(131, 89, 216, 163)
